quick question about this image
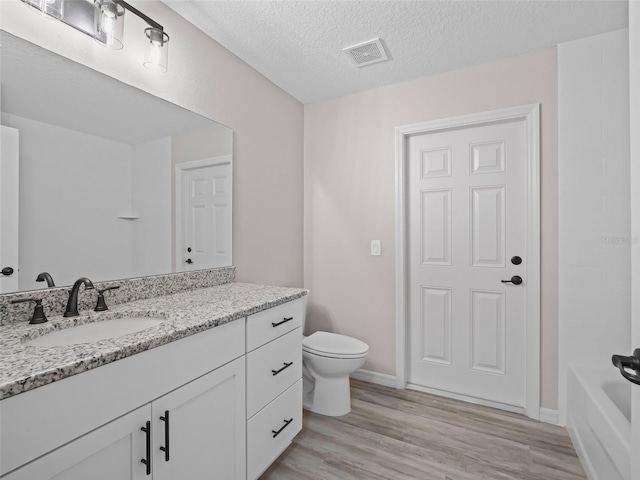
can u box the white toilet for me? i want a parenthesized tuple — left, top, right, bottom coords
(302, 331, 369, 417)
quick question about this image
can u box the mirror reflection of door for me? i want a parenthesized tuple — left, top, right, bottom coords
(177, 157, 232, 271)
(0, 126, 20, 293)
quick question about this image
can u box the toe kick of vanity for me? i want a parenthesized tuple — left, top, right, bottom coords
(0, 293, 306, 480)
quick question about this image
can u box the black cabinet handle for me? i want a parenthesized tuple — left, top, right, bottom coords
(272, 317, 293, 327)
(140, 421, 151, 475)
(272, 362, 293, 376)
(501, 276, 523, 285)
(272, 418, 293, 438)
(159, 410, 170, 462)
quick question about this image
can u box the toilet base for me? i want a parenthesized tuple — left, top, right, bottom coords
(303, 374, 352, 417)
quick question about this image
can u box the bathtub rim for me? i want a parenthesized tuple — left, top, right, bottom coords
(567, 365, 631, 480)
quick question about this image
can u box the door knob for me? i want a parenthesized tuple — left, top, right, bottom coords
(1, 267, 14, 276)
(612, 348, 640, 385)
(185, 258, 193, 264)
(501, 276, 523, 285)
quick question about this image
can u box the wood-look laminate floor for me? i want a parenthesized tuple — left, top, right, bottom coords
(261, 380, 586, 480)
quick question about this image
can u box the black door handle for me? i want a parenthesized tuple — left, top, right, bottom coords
(1, 267, 14, 276)
(501, 276, 523, 285)
(159, 410, 170, 462)
(185, 258, 193, 264)
(272, 418, 293, 438)
(612, 348, 640, 385)
(272, 362, 293, 376)
(272, 317, 293, 327)
(140, 421, 151, 475)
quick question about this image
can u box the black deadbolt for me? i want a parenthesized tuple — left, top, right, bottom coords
(1, 267, 14, 276)
(511, 256, 522, 265)
(187, 247, 192, 253)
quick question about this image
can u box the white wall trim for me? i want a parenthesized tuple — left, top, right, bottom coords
(394, 104, 542, 420)
(539, 407, 560, 426)
(350, 369, 397, 388)
(174, 155, 233, 273)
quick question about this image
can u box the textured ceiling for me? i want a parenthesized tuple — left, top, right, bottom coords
(1, 32, 223, 145)
(164, 0, 628, 104)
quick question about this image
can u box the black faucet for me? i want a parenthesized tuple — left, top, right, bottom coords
(63, 277, 95, 317)
(35, 272, 56, 288)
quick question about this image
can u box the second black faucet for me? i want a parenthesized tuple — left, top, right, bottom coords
(63, 277, 94, 317)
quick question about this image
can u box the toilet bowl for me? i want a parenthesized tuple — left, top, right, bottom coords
(302, 331, 369, 417)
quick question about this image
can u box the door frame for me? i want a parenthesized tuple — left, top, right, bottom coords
(174, 155, 233, 273)
(394, 104, 541, 419)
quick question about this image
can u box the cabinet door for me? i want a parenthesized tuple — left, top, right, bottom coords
(3, 405, 150, 480)
(152, 357, 246, 480)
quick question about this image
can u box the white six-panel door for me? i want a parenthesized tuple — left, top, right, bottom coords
(408, 119, 527, 409)
(178, 160, 232, 270)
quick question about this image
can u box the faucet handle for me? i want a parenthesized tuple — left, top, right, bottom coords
(94, 286, 120, 312)
(11, 298, 48, 324)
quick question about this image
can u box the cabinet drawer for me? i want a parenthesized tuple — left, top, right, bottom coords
(246, 298, 304, 352)
(247, 379, 302, 480)
(247, 328, 301, 418)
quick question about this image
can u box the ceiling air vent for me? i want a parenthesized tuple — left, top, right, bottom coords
(343, 38, 389, 68)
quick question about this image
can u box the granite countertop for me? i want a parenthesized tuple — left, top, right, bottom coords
(0, 282, 308, 401)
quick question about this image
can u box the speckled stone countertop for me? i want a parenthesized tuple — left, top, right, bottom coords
(0, 282, 308, 400)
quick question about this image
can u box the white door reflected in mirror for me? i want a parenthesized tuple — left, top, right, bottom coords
(176, 157, 232, 271)
(0, 126, 20, 293)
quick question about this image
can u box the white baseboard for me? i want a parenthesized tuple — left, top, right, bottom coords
(539, 407, 560, 425)
(350, 369, 397, 388)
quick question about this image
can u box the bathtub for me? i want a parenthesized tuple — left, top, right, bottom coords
(567, 366, 631, 480)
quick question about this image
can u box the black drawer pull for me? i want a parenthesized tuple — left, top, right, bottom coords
(272, 418, 293, 438)
(272, 362, 293, 376)
(140, 421, 151, 475)
(272, 317, 293, 327)
(159, 410, 170, 461)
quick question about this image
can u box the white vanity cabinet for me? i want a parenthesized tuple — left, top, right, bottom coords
(0, 296, 305, 480)
(3, 405, 151, 480)
(245, 299, 304, 480)
(151, 358, 246, 480)
(4, 358, 246, 480)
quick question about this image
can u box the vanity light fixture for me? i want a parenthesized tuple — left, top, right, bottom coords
(24, 0, 64, 19)
(22, 0, 170, 72)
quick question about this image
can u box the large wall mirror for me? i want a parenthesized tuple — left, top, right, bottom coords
(0, 31, 233, 294)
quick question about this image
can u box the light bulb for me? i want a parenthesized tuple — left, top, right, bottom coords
(143, 28, 170, 73)
(94, 0, 124, 50)
(101, 10, 115, 35)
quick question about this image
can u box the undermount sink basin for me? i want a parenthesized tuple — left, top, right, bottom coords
(26, 317, 166, 347)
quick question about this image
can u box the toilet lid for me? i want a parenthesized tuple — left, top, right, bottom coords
(303, 332, 369, 357)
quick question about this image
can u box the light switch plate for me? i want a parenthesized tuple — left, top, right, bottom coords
(371, 240, 381, 256)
